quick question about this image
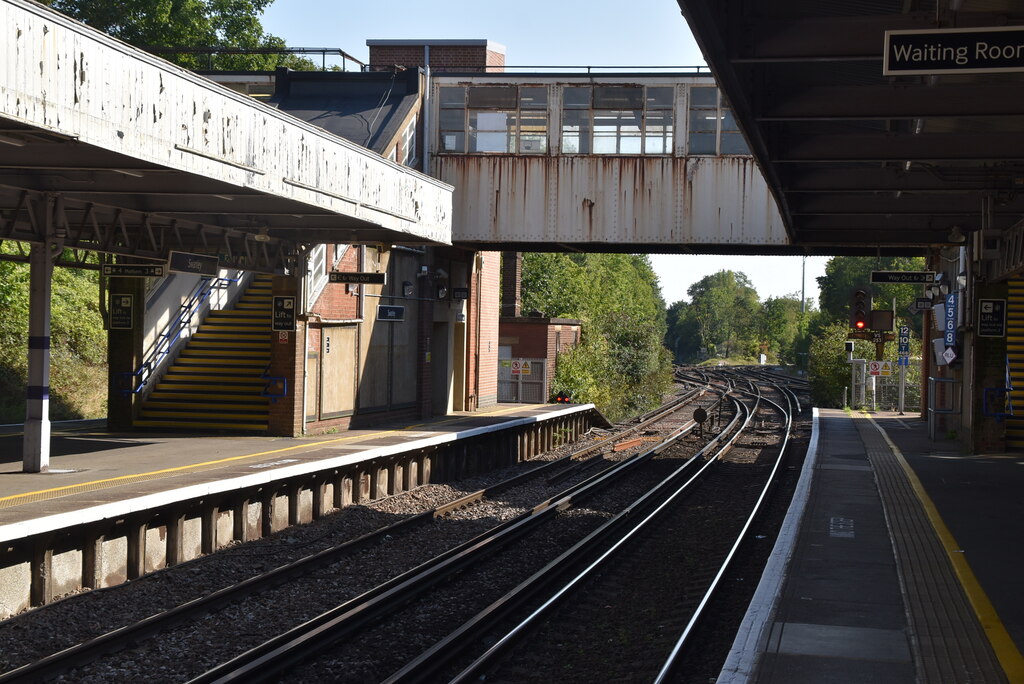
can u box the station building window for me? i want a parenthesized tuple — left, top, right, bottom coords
(401, 115, 418, 166)
(561, 85, 674, 155)
(438, 85, 548, 154)
(687, 86, 750, 155)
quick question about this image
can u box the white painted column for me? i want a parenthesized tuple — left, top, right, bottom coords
(23, 199, 60, 472)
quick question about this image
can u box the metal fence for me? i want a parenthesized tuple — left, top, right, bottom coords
(848, 363, 921, 412)
(498, 358, 547, 403)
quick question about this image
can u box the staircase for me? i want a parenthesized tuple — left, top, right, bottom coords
(1005, 279, 1024, 449)
(134, 275, 273, 431)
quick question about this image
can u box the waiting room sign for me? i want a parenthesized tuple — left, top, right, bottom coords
(885, 26, 1024, 76)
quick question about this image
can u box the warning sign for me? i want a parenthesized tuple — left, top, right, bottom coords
(511, 360, 522, 375)
(520, 361, 532, 376)
(868, 361, 893, 377)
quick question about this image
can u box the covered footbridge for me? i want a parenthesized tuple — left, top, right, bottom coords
(429, 71, 792, 254)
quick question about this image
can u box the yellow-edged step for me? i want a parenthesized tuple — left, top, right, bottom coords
(135, 275, 275, 431)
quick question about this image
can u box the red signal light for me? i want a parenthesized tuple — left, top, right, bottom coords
(855, 320, 865, 329)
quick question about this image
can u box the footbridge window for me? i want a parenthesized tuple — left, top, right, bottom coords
(562, 85, 674, 155)
(688, 86, 750, 155)
(439, 85, 548, 154)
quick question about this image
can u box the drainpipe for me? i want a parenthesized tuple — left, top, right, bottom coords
(422, 46, 431, 175)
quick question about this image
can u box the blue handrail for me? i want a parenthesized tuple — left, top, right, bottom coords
(261, 363, 288, 404)
(118, 275, 237, 396)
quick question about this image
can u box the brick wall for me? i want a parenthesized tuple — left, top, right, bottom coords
(268, 275, 302, 436)
(969, 282, 1008, 452)
(498, 319, 580, 401)
(310, 247, 360, 321)
(368, 42, 505, 73)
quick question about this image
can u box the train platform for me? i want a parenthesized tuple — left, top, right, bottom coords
(721, 408, 1024, 684)
(0, 403, 596, 542)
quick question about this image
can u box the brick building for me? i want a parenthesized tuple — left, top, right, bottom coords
(263, 40, 503, 434)
(366, 39, 506, 73)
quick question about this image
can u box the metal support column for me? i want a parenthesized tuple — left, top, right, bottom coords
(23, 196, 62, 472)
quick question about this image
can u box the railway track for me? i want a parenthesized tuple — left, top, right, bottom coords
(383, 377, 795, 683)
(0, 378, 722, 683)
(185, 372, 799, 683)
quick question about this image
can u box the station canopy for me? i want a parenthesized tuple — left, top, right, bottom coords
(677, 0, 1024, 255)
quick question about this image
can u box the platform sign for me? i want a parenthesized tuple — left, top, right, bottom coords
(978, 298, 1007, 337)
(897, 325, 910, 355)
(168, 250, 219, 277)
(102, 264, 166, 278)
(272, 296, 296, 332)
(944, 292, 958, 346)
(907, 297, 932, 315)
(884, 26, 1024, 76)
(377, 305, 405, 322)
(870, 270, 935, 284)
(328, 271, 386, 285)
(109, 294, 134, 330)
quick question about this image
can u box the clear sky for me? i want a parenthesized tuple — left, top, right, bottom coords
(259, 0, 831, 306)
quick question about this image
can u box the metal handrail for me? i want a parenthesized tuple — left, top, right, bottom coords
(260, 364, 288, 404)
(118, 276, 236, 396)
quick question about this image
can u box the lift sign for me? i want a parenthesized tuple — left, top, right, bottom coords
(978, 299, 1007, 338)
(109, 295, 133, 330)
(272, 296, 296, 332)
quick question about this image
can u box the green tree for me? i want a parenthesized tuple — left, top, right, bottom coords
(521, 253, 672, 422)
(0, 244, 107, 421)
(808, 320, 922, 409)
(664, 300, 701, 364)
(760, 295, 804, 363)
(685, 270, 760, 360)
(816, 255, 926, 334)
(44, 0, 317, 70)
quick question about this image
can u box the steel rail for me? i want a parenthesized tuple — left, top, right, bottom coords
(0, 387, 713, 683)
(384, 396, 750, 684)
(654, 384, 794, 683)
(0, 421, 637, 683)
(186, 404, 712, 684)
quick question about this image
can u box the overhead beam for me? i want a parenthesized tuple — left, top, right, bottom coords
(773, 133, 1024, 163)
(786, 193, 1021, 217)
(760, 84, 1024, 120)
(780, 166, 1023, 193)
(733, 13, 1021, 62)
(793, 214, 974, 233)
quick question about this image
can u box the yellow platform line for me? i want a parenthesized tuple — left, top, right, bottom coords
(0, 404, 533, 510)
(866, 414, 1024, 682)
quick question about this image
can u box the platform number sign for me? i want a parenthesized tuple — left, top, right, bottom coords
(944, 292, 958, 347)
(897, 325, 911, 367)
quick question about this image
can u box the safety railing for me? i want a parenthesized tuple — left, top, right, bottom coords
(117, 275, 237, 396)
(261, 364, 288, 404)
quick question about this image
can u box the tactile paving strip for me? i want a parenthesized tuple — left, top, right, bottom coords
(853, 415, 1007, 684)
